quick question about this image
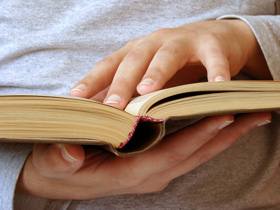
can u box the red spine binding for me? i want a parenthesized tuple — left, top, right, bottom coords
(118, 116, 165, 149)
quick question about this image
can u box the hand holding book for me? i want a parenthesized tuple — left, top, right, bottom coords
(17, 113, 271, 199)
(70, 19, 271, 110)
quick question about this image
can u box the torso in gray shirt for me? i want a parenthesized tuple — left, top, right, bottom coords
(1, 0, 280, 209)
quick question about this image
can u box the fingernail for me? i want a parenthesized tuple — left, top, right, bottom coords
(61, 145, 77, 163)
(105, 94, 121, 105)
(215, 76, 225, 82)
(138, 78, 155, 95)
(257, 119, 271, 127)
(218, 120, 234, 130)
(139, 78, 154, 86)
(71, 84, 86, 93)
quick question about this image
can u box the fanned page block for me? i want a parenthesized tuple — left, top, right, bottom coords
(1, 81, 280, 156)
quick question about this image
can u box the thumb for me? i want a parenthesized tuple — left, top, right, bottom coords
(32, 144, 85, 179)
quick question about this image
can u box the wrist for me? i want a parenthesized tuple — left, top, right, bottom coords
(227, 19, 271, 79)
(243, 43, 272, 79)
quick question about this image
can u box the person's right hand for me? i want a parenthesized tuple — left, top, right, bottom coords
(16, 112, 271, 199)
(70, 19, 271, 110)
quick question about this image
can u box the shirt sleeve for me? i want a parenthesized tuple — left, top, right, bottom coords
(0, 143, 33, 210)
(217, 15, 280, 80)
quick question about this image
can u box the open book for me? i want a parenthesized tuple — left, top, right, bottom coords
(1, 81, 280, 156)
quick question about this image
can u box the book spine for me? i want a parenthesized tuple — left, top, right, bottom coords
(119, 116, 166, 149)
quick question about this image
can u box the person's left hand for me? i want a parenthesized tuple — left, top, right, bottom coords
(16, 112, 271, 199)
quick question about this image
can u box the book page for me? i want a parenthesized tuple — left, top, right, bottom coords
(125, 89, 165, 116)
(125, 81, 280, 116)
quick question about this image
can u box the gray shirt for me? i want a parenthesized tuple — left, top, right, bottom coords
(0, 1, 280, 209)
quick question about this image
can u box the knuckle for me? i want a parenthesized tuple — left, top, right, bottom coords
(125, 38, 140, 48)
(198, 152, 213, 165)
(165, 152, 186, 166)
(160, 43, 179, 55)
(32, 144, 74, 177)
(137, 180, 169, 194)
(201, 32, 220, 42)
(117, 169, 146, 189)
(157, 182, 169, 192)
(146, 182, 169, 193)
(152, 28, 173, 36)
(208, 48, 225, 58)
(119, 177, 144, 190)
(96, 54, 117, 67)
(125, 49, 143, 61)
(45, 156, 65, 173)
(43, 145, 72, 175)
(147, 66, 170, 82)
(201, 33, 224, 55)
(113, 74, 133, 87)
(35, 158, 64, 177)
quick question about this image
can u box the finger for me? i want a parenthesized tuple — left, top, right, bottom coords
(32, 144, 85, 179)
(103, 41, 159, 109)
(131, 112, 272, 194)
(70, 48, 127, 98)
(164, 112, 272, 180)
(136, 41, 189, 95)
(130, 115, 234, 178)
(198, 37, 231, 82)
